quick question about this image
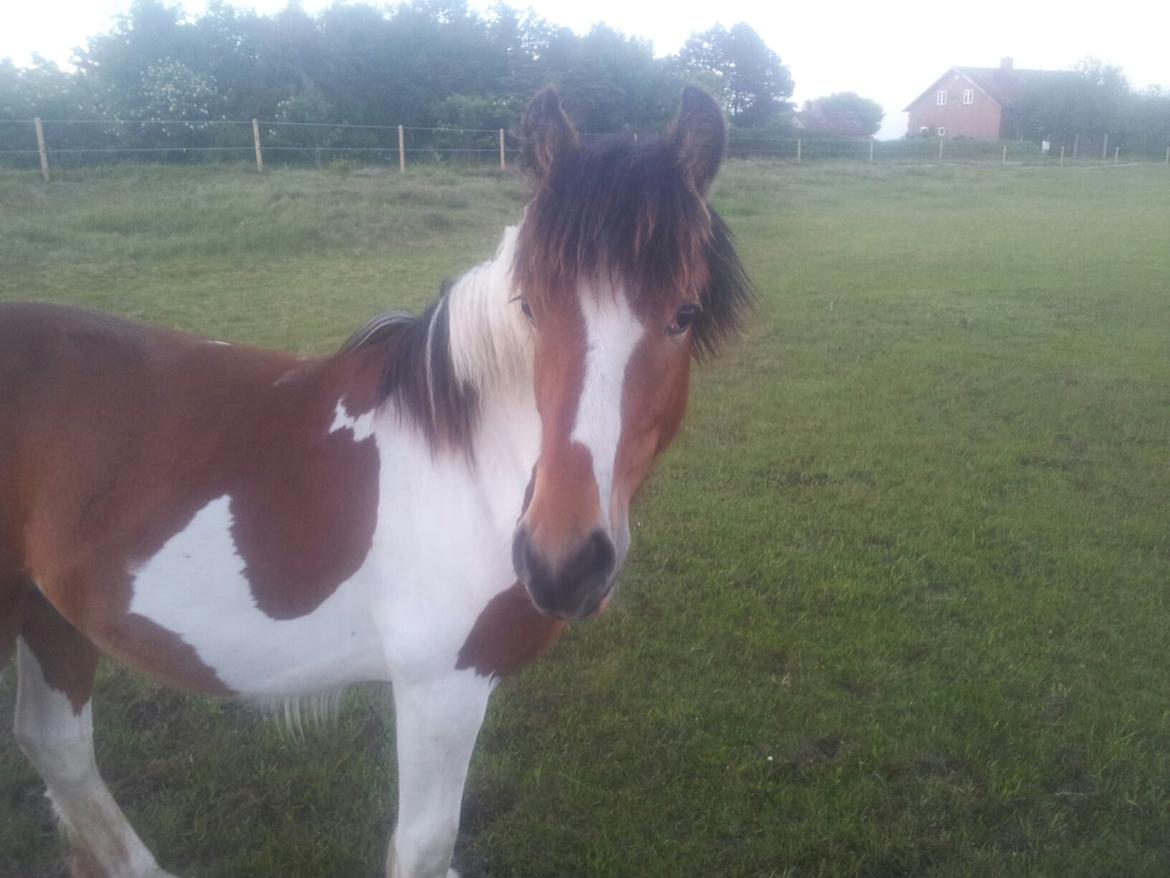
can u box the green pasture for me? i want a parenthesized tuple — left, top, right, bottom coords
(2, 159, 1170, 877)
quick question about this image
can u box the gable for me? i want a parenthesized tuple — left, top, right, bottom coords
(904, 68, 996, 112)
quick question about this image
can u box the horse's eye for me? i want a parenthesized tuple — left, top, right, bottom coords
(519, 299, 534, 321)
(667, 303, 702, 336)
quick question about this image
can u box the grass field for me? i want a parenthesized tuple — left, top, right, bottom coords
(2, 159, 1170, 878)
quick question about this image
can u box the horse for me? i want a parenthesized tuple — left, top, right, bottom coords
(0, 86, 751, 878)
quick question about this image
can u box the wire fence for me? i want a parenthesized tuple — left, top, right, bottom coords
(2, 117, 1168, 179)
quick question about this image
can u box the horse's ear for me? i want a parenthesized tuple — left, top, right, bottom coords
(521, 87, 580, 181)
(669, 86, 726, 196)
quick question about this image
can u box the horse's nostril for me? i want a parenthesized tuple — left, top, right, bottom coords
(513, 528, 616, 618)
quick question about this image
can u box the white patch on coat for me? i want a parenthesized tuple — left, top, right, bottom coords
(570, 288, 644, 541)
(127, 495, 387, 694)
(329, 400, 377, 442)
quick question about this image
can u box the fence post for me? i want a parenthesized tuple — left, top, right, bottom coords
(869, 137, 874, 163)
(1060, 145, 1065, 167)
(1072, 133, 1079, 160)
(1166, 145, 1169, 165)
(1002, 144, 1007, 165)
(499, 128, 506, 170)
(938, 136, 944, 162)
(252, 119, 263, 174)
(796, 137, 801, 163)
(1114, 145, 1120, 165)
(1102, 133, 1108, 160)
(34, 118, 49, 182)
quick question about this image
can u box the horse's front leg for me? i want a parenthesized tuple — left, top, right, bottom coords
(387, 670, 493, 878)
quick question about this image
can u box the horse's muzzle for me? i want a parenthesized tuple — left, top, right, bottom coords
(512, 527, 616, 620)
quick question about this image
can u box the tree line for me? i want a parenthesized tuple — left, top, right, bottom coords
(1013, 60, 1170, 153)
(0, 0, 801, 137)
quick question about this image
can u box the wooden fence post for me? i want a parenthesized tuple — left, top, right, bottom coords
(34, 118, 49, 182)
(252, 119, 263, 174)
(398, 124, 406, 174)
(796, 138, 801, 163)
(869, 138, 874, 163)
(499, 128, 506, 170)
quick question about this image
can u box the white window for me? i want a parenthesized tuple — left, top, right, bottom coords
(938, 127, 946, 137)
(920, 126, 930, 135)
(936, 90, 948, 106)
(963, 88, 974, 105)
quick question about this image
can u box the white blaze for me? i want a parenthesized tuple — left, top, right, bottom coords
(570, 290, 643, 539)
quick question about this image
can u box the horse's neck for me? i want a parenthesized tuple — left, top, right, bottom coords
(387, 223, 539, 481)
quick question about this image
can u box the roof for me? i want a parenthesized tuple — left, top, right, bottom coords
(904, 66, 1080, 111)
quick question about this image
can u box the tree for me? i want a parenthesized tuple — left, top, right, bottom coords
(676, 23, 793, 126)
(538, 24, 679, 132)
(800, 92, 883, 137)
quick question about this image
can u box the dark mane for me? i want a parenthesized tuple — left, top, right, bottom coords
(339, 296, 477, 453)
(513, 135, 752, 358)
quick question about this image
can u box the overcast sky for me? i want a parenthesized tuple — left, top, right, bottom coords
(3, 0, 1167, 139)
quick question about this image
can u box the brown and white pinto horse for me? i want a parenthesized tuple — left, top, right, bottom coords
(0, 87, 750, 878)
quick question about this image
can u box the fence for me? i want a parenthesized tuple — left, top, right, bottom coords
(2, 117, 1169, 180)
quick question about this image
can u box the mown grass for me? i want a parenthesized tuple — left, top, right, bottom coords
(2, 160, 1170, 877)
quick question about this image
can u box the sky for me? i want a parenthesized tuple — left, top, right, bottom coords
(2, 0, 1168, 139)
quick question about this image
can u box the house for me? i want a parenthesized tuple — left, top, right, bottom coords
(905, 58, 1077, 140)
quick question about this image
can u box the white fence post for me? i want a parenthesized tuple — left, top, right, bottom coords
(1002, 144, 1007, 165)
(1114, 145, 1120, 165)
(1072, 133, 1079, 160)
(869, 138, 874, 163)
(398, 124, 405, 174)
(1102, 133, 1108, 160)
(938, 136, 944, 162)
(1165, 145, 1169, 165)
(34, 117, 49, 182)
(1060, 145, 1065, 167)
(796, 137, 801, 163)
(499, 128, 506, 170)
(252, 119, 263, 173)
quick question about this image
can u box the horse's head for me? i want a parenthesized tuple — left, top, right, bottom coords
(511, 87, 751, 620)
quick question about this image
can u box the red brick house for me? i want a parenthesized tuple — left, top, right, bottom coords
(905, 58, 1077, 140)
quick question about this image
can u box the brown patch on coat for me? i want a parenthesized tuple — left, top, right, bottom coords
(456, 583, 565, 678)
(0, 302, 386, 695)
(19, 586, 99, 714)
(610, 315, 693, 515)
